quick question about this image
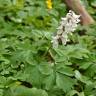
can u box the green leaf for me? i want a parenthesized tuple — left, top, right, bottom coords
(0, 89, 3, 96)
(43, 73, 55, 90)
(39, 62, 53, 75)
(56, 73, 75, 92)
(79, 62, 92, 69)
(4, 86, 48, 96)
(75, 70, 92, 85)
(91, 0, 96, 7)
(66, 90, 79, 96)
(56, 65, 74, 76)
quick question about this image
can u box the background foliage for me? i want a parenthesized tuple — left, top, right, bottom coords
(0, 0, 96, 96)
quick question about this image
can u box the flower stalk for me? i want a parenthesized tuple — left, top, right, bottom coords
(51, 10, 80, 48)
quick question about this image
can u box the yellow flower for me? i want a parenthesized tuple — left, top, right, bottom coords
(46, 0, 52, 9)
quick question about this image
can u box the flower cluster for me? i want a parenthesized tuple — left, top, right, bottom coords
(46, 0, 52, 9)
(51, 10, 80, 48)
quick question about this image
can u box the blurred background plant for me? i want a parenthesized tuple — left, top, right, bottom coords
(0, 0, 96, 96)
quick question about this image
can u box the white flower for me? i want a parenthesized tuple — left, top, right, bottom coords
(51, 36, 59, 48)
(51, 10, 80, 48)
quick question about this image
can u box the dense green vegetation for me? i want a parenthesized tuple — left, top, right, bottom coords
(0, 0, 96, 96)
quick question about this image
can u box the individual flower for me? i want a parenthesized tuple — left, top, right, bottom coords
(46, 0, 52, 9)
(51, 10, 80, 48)
(51, 35, 59, 48)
